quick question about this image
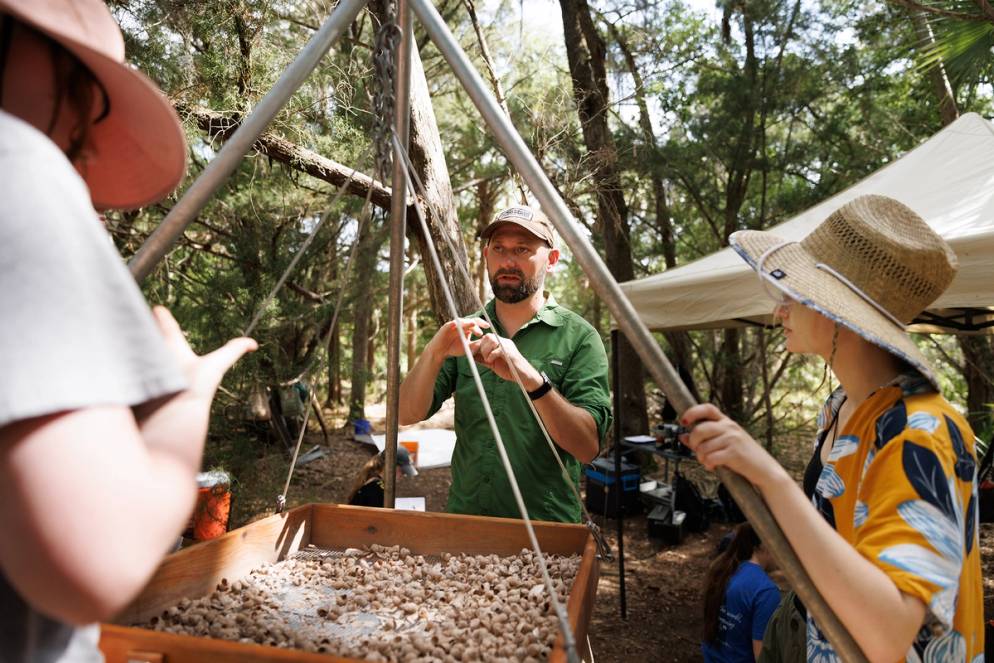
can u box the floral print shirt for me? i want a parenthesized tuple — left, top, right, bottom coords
(808, 374, 983, 662)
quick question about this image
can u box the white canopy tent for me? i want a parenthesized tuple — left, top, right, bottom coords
(620, 112, 994, 333)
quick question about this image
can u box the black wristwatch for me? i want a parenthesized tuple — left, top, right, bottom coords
(527, 371, 553, 401)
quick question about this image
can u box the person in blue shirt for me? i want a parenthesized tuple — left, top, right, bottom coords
(702, 522, 781, 662)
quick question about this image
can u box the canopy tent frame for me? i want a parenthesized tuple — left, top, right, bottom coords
(125, 0, 871, 659)
(619, 113, 994, 337)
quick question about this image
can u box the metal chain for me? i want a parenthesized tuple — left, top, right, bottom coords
(372, 1, 401, 180)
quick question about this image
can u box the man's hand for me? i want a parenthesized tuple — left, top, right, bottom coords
(425, 318, 490, 363)
(468, 334, 542, 390)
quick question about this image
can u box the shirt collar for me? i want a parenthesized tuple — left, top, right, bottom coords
(485, 292, 564, 335)
(820, 370, 934, 430)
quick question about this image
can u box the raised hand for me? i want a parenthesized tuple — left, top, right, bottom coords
(426, 317, 490, 362)
(467, 333, 542, 390)
(680, 403, 781, 489)
(135, 307, 257, 464)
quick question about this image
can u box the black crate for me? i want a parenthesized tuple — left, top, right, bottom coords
(584, 457, 641, 518)
(648, 505, 685, 545)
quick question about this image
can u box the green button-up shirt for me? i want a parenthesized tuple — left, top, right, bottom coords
(427, 295, 612, 523)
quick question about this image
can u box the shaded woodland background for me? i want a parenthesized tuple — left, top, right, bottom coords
(105, 0, 994, 464)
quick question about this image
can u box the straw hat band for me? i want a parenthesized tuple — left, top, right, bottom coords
(813, 262, 905, 329)
(755, 240, 905, 329)
(799, 196, 956, 323)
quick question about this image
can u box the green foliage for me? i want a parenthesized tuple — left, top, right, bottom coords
(107, 0, 990, 464)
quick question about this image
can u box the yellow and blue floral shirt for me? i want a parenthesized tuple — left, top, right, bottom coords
(809, 375, 983, 662)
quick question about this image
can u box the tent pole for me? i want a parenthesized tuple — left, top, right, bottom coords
(384, 0, 413, 508)
(128, 0, 370, 282)
(408, 0, 867, 659)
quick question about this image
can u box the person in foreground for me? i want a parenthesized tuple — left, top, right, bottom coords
(398, 205, 611, 523)
(702, 522, 780, 663)
(681, 195, 982, 661)
(0, 1, 255, 660)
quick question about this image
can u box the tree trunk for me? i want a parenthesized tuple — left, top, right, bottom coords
(367, 307, 380, 378)
(605, 19, 700, 409)
(960, 336, 994, 435)
(370, 1, 477, 321)
(348, 218, 385, 421)
(326, 321, 341, 406)
(910, 17, 992, 435)
(717, 328, 745, 422)
(715, 11, 760, 423)
(560, 0, 647, 436)
(475, 180, 496, 304)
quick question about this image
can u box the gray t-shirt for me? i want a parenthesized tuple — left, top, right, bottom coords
(0, 110, 188, 661)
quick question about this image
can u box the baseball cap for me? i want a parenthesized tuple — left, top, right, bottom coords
(480, 205, 556, 247)
(396, 446, 418, 476)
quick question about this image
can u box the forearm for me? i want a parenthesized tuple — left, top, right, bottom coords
(757, 470, 925, 662)
(532, 391, 599, 463)
(0, 408, 202, 624)
(398, 349, 444, 425)
(134, 393, 209, 471)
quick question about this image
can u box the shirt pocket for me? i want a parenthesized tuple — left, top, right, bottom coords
(454, 360, 494, 430)
(531, 356, 567, 390)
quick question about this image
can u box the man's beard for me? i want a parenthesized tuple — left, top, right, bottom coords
(490, 268, 541, 304)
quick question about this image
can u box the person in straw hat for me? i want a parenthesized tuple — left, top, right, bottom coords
(0, 1, 256, 659)
(680, 195, 982, 661)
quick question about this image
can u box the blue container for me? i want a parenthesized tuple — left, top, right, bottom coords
(584, 457, 641, 518)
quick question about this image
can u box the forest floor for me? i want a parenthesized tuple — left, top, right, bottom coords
(209, 402, 994, 662)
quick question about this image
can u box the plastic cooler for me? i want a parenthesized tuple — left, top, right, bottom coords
(584, 457, 641, 518)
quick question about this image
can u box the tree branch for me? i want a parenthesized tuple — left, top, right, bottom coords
(178, 103, 394, 211)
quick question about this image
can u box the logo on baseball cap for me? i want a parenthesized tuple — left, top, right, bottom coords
(481, 205, 556, 247)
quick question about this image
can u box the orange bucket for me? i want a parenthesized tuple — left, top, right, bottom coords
(192, 471, 232, 541)
(400, 440, 419, 468)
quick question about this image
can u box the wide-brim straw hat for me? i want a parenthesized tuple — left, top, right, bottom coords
(1, 0, 186, 210)
(730, 194, 958, 389)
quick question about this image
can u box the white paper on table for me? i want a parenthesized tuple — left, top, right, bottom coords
(367, 429, 457, 469)
(394, 497, 426, 511)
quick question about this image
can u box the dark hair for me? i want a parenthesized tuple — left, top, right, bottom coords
(346, 452, 385, 504)
(0, 15, 110, 165)
(701, 522, 762, 644)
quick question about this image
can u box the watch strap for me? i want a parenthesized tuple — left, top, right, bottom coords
(527, 371, 553, 401)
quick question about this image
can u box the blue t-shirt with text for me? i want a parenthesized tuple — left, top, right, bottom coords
(701, 561, 781, 663)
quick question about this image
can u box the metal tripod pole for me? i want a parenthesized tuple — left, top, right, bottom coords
(384, 0, 413, 508)
(128, 0, 370, 282)
(408, 0, 867, 659)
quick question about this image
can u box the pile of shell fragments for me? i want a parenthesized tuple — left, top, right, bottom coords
(140, 544, 580, 662)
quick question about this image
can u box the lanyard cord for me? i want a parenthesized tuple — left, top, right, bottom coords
(392, 133, 580, 663)
(390, 131, 612, 561)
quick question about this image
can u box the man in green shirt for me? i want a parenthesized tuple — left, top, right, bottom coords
(398, 205, 612, 523)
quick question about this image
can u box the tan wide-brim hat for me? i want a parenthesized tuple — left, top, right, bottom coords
(481, 205, 556, 247)
(1, 0, 186, 210)
(730, 195, 958, 389)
